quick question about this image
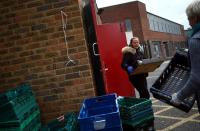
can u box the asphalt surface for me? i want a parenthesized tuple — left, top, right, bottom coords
(147, 61, 200, 131)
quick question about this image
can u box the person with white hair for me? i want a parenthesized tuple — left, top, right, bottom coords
(171, 0, 200, 113)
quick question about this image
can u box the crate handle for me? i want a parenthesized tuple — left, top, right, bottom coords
(95, 98, 105, 103)
(57, 115, 65, 122)
(93, 119, 106, 130)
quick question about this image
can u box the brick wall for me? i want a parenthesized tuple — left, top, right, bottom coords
(0, 0, 96, 123)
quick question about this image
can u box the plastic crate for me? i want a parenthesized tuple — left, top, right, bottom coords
(42, 112, 78, 131)
(22, 111, 41, 131)
(117, 97, 154, 128)
(0, 83, 32, 106)
(0, 109, 40, 131)
(150, 49, 196, 112)
(117, 97, 152, 116)
(121, 108, 154, 127)
(78, 93, 122, 131)
(95, 126, 122, 131)
(0, 106, 40, 128)
(0, 92, 38, 122)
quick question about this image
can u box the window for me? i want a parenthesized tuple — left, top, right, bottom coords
(153, 44, 160, 57)
(147, 13, 182, 35)
(149, 19, 154, 30)
(154, 21, 158, 31)
(124, 19, 133, 45)
(125, 19, 132, 32)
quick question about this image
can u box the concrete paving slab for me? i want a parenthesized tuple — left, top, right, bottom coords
(157, 108, 197, 118)
(154, 117, 180, 130)
(170, 121, 200, 131)
(194, 115, 200, 120)
(193, 102, 198, 108)
(153, 106, 166, 113)
(153, 100, 169, 106)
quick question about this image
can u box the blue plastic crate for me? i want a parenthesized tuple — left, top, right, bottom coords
(78, 93, 122, 131)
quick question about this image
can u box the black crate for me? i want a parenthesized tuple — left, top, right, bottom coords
(150, 49, 195, 112)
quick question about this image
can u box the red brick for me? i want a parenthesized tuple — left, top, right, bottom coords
(27, 1, 43, 8)
(14, 15, 29, 22)
(30, 13, 45, 20)
(0, 49, 8, 55)
(31, 78, 47, 85)
(11, 58, 26, 65)
(27, 55, 43, 61)
(9, 46, 23, 53)
(19, 51, 34, 57)
(30, 67, 44, 73)
(38, 70, 55, 78)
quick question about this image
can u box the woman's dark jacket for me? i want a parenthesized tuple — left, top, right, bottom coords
(121, 46, 145, 75)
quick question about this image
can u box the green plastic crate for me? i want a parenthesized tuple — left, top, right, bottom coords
(42, 112, 78, 131)
(0, 109, 40, 131)
(122, 108, 154, 128)
(117, 97, 152, 116)
(0, 92, 38, 122)
(121, 107, 154, 120)
(0, 83, 32, 106)
(22, 112, 41, 131)
(31, 123, 41, 131)
(118, 97, 154, 128)
(122, 114, 154, 128)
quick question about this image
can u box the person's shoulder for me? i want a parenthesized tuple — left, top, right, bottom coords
(192, 30, 200, 39)
(122, 46, 136, 54)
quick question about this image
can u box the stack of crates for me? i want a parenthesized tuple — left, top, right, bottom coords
(78, 93, 122, 131)
(42, 112, 79, 131)
(117, 97, 154, 129)
(0, 83, 41, 131)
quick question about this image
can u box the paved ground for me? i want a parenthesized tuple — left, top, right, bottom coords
(147, 61, 200, 131)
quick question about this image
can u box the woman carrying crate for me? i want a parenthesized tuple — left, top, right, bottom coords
(121, 37, 150, 99)
(171, 0, 200, 113)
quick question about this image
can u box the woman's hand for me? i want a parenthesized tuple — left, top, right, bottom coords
(127, 66, 134, 74)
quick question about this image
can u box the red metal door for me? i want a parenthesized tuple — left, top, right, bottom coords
(90, 0, 134, 96)
(96, 23, 134, 96)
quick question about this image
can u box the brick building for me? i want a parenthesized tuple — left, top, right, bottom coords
(99, 1, 187, 58)
(0, 0, 96, 123)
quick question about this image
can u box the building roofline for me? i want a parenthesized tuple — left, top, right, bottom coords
(98, 0, 183, 27)
(184, 28, 192, 31)
(147, 12, 183, 27)
(98, 0, 143, 9)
